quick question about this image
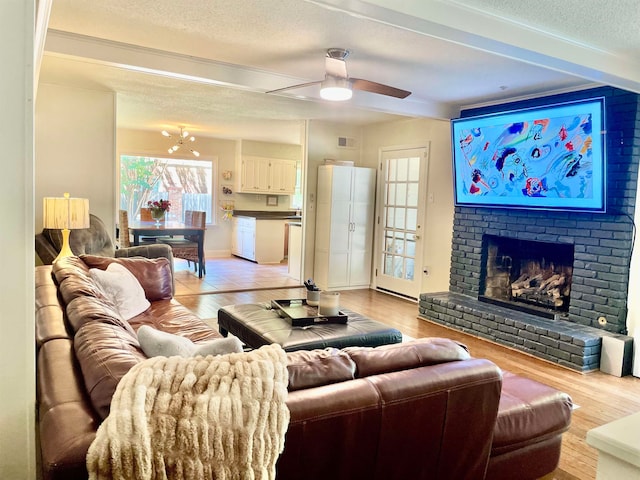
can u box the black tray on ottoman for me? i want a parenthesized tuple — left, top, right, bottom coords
(271, 299, 348, 327)
(217, 302, 403, 352)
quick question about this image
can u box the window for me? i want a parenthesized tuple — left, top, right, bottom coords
(120, 155, 215, 223)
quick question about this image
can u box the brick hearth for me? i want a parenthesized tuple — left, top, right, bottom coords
(419, 292, 610, 371)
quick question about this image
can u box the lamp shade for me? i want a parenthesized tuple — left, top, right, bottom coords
(43, 193, 90, 263)
(43, 195, 90, 230)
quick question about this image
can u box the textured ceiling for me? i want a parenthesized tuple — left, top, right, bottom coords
(39, 0, 640, 142)
(452, 0, 640, 58)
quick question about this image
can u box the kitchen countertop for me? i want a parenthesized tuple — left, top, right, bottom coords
(232, 210, 301, 220)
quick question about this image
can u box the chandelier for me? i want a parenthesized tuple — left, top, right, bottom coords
(161, 126, 200, 157)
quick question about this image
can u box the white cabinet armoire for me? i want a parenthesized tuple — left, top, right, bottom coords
(314, 164, 376, 290)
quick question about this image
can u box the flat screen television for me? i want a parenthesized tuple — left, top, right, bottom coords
(451, 97, 606, 212)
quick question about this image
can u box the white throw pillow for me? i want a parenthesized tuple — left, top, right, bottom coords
(137, 325, 244, 358)
(89, 263, 151, 320)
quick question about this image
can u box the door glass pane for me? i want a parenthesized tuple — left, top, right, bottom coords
(393, 256, 403, 279)
(384, 234, 394, 253)
(394, 207, 405, 229)
(407, 183, 419, 207)
(388, 184, 396, 206)
(409, 156, 420, 179)
(386, 207, 394, 228)
(394, 232, 405, 255)
(397, 158, 408, 181)
(406, 208, 417, 231)
(396, 184, 407, 207)
(388, 159, 397, 181)
(406, 233, 416, 256)
(405, 258, 415, 281)
(384, 254, 393, 275)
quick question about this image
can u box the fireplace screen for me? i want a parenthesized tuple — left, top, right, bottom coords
(480, 235, 574, 313)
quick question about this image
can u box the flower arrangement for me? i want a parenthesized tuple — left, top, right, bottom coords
(147, 199, 171, 212)
(147, 199, 171, 225)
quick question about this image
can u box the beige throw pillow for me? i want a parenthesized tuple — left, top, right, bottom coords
(89, 263, 151, 320)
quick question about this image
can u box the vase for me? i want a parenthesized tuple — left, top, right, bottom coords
(150, 208, 165, 226)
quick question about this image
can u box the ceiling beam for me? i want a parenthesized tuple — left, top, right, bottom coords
(44, 29, 457, 120)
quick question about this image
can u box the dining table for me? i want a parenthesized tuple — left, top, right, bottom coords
(128, 220, 206, 278)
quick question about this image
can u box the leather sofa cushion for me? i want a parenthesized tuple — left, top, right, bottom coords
(53, 257, 103, 307)
(81, 254, 173, 301)
(65, 290, 133, 335)
(285, 338, 470, 391)
(286, 348, 356, 391)
(127, 300, 224, 343)
(74, 299, 223, 419)
(492, 371, 573, 455)
(74, 320, 146, 419)
(344, 337, 471, 378)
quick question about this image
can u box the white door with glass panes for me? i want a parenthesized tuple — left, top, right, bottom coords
(375, 147, 428, 299)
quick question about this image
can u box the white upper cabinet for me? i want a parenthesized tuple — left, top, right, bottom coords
(238, 155, 296, 194)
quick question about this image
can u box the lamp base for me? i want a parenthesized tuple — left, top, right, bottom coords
(53, 229, 74, 263)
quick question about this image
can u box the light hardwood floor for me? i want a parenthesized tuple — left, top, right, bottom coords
(174, 256, 640, 480)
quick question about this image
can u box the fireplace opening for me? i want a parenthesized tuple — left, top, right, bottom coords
(479, 235, 574, 319)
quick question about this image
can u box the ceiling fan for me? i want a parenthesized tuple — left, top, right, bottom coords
(266, 48, 411, 101)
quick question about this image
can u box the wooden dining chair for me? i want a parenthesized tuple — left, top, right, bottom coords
(140, 208, 153, 222)
(158, 210, 206, 275)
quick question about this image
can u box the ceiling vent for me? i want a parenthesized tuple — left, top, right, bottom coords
(337, 136, 357, 149)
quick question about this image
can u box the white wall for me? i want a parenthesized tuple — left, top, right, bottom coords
(0, 1, 36, 477)
(36, 83, 116, 235)
(361, 117, 454, 293)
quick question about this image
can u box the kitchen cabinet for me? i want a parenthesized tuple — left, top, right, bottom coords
(314, 165, 376, 290)
(232, 216, 286, 264)
(231, 216, 255, 260)
(238, 156, 296, 194)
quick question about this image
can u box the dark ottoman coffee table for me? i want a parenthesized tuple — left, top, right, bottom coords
(217, 302, 403, 352)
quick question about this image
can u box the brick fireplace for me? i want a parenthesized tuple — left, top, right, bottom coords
(419, 86, 639, 372)
(480, 235, 574, 317)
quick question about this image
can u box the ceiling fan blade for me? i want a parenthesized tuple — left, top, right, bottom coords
(351, 78, 411, 99)
(266, 80, 322, 94)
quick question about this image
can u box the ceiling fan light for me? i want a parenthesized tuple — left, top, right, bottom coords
(320, 76, 352, 101)
(182, 130, 189, 138)
(321, 86, 352, 101)
(168, 148, 173, 153)
(189, 136, 195, 142)
(191, 150, 200, 157)
(161, 130, 171, 137)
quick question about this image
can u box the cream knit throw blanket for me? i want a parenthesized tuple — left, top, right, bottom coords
(87, 344, 290, 480)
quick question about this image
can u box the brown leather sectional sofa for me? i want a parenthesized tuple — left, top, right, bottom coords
(36, 255, 573, 480)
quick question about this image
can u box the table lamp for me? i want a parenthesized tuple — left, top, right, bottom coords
(43, 192, 90, 263)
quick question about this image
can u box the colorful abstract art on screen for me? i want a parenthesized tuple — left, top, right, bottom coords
(451, 98, 606, 212)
